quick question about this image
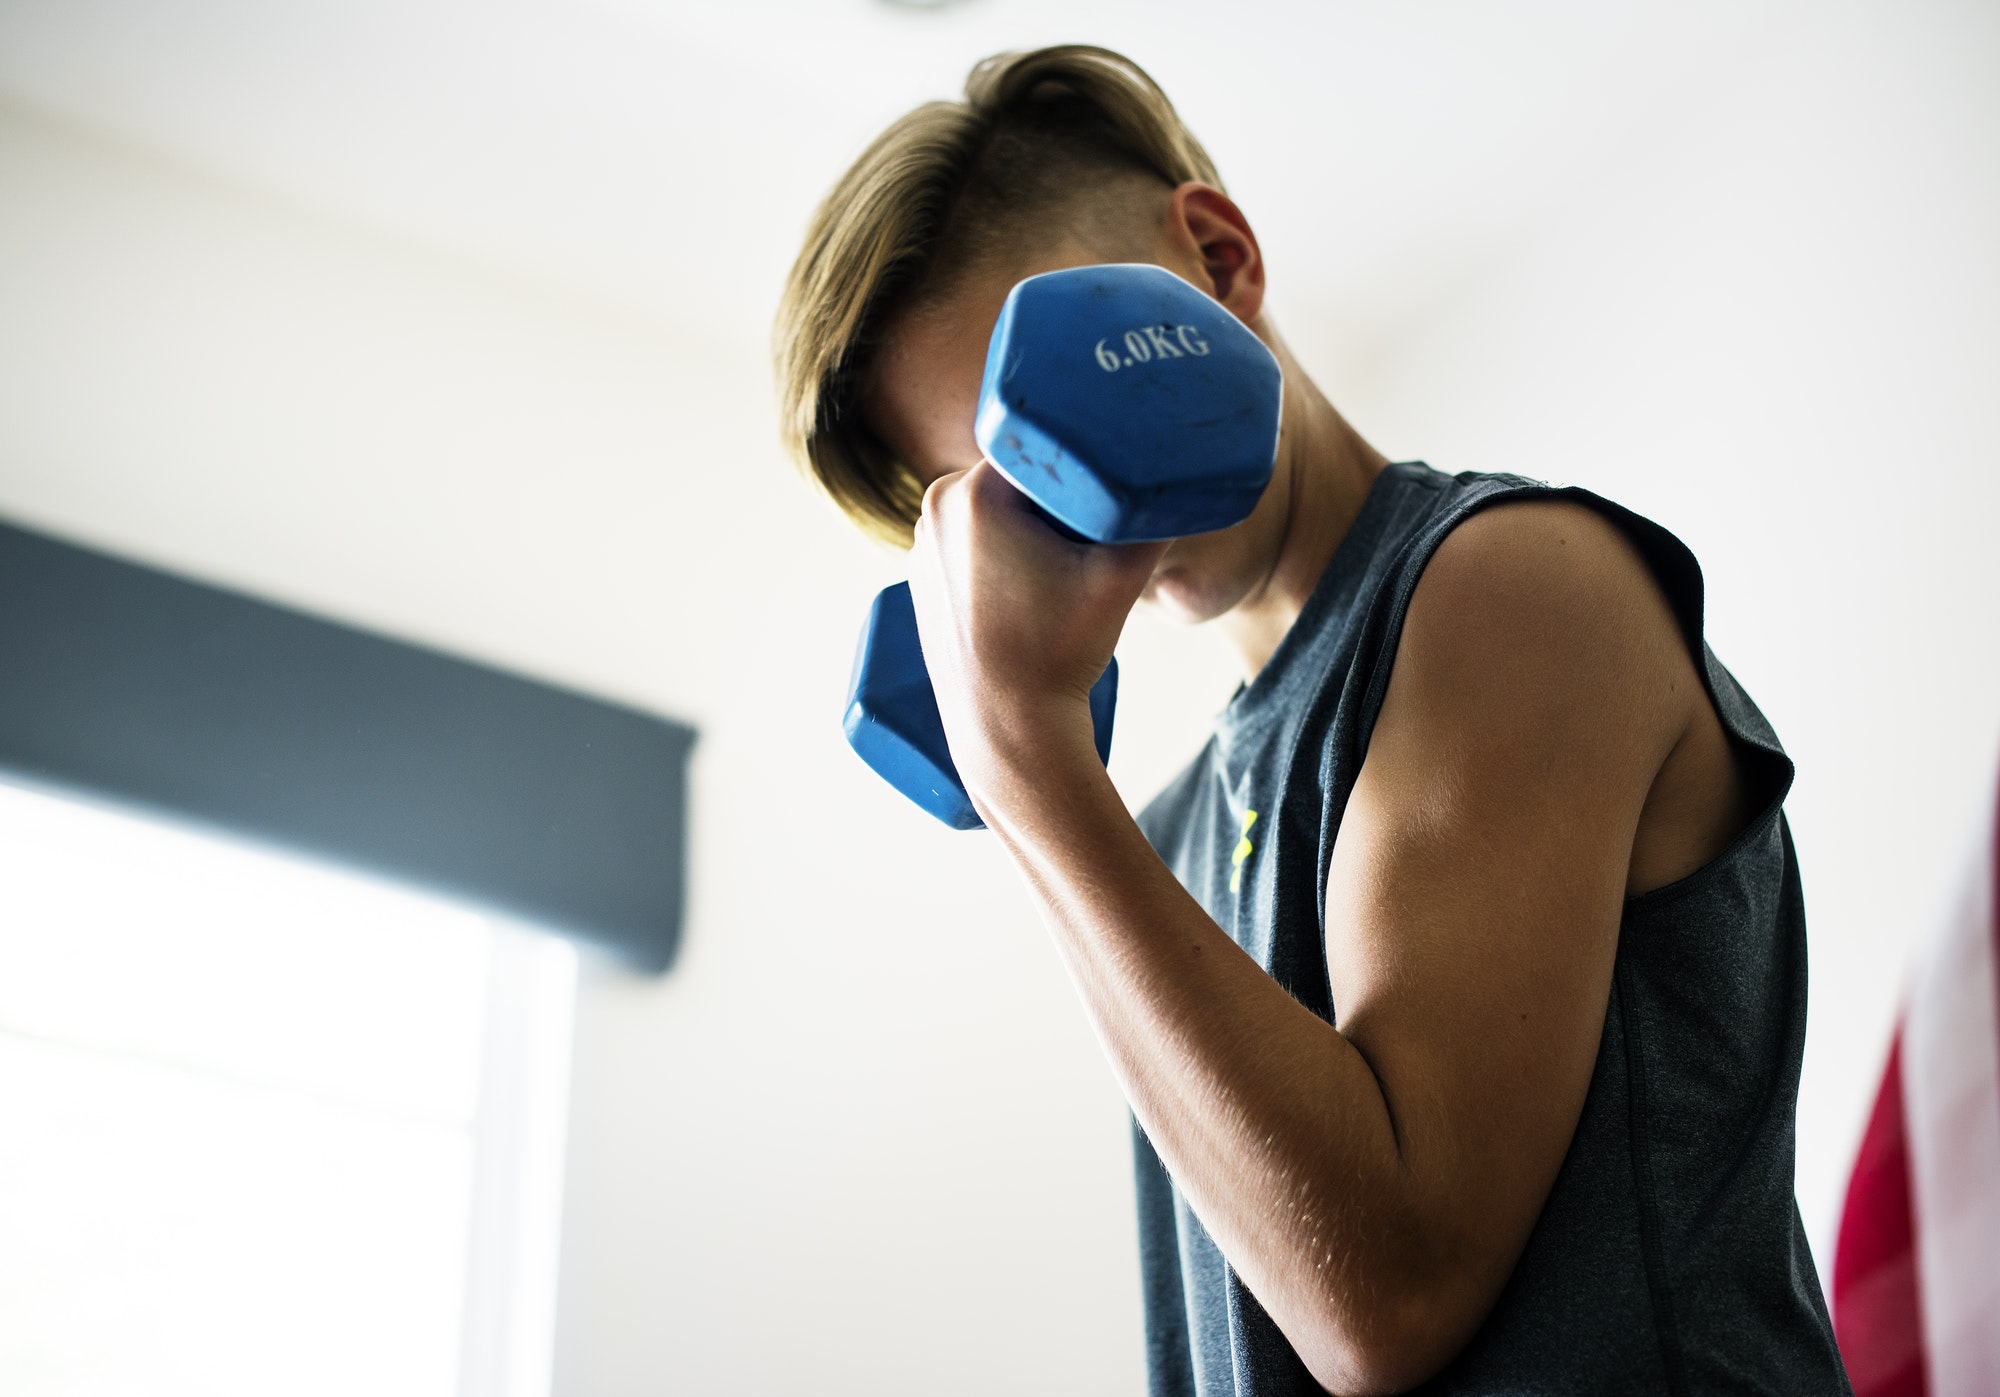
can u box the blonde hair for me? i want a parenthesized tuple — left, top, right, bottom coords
(774, 45, 1224, 546)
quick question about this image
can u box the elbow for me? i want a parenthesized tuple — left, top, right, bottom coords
(1290, 1281, 1482, 1397)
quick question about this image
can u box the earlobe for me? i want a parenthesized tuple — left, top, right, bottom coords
(1167, 183, 1265, 323)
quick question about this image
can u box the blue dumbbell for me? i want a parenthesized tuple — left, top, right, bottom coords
(843, 263, 1284, 829)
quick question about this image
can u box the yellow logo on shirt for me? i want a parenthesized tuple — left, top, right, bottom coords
(1230, 808, 1259, 893)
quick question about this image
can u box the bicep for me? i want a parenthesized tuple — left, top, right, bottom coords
(1323, 502, 1688, 1332)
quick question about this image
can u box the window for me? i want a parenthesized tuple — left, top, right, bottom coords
(0, 777, 574, 1397)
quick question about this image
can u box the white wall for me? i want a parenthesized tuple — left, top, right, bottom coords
(2, 0, 1995, 1389)
(0, 104, 1151, 1394)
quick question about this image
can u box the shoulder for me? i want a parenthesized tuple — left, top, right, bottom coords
(1415, 496, 1665, 631)
(1402, 497, 1690, 699)
(1373, 496, 1699, 775)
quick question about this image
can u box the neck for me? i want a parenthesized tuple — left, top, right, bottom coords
(1219, 334, 1387, 678)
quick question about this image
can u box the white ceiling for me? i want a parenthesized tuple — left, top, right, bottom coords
(0, 0, 1786, 365)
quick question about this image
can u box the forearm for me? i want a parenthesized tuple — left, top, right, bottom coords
(969, 734, 1435, 1390)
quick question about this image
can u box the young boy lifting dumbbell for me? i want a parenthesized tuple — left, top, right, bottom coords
(776, 46, 1850, 1396)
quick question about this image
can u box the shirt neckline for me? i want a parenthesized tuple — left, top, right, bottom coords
(1213, 461, 1434, 763)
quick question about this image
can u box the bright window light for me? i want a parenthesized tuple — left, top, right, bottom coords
(0, 777, 575, 1397)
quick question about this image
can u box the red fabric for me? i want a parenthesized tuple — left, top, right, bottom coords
(1834, 1029, 1929, 1397)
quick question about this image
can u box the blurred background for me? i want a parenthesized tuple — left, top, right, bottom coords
(0, 0, 1995, 1393)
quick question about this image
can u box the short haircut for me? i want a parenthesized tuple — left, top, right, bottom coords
(774, 45, 1224, 546)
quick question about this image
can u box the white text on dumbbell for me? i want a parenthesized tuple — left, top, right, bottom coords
(1094, 324, 1212, 371)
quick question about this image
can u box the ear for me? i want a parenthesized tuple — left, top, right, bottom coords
(1160, 183, 1266, 323)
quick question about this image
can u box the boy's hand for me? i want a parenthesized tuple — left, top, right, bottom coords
(905, 460, 1166, 812)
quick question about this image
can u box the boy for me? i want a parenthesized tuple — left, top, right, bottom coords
(776, 45, 1848, 1395)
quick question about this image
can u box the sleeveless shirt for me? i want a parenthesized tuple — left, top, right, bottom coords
(1134, 463, 1851, 1395)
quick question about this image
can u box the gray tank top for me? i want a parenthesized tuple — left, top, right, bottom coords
(1134, 462, 1850, 1395)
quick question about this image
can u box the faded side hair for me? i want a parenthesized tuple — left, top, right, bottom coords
(774, 45, 1223, 546)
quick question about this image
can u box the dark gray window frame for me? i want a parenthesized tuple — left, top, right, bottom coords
(0, 518, 692, 972)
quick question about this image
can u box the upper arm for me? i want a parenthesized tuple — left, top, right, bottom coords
(1324, 499, 1696, 1370)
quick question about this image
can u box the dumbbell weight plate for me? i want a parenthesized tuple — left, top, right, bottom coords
(844, 582, 1115, 831)
(976, 263, 1283, 543)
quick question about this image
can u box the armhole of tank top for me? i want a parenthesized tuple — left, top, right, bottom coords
(1568, 494, 1799, 911)
(1344, 484, 1794, 813)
